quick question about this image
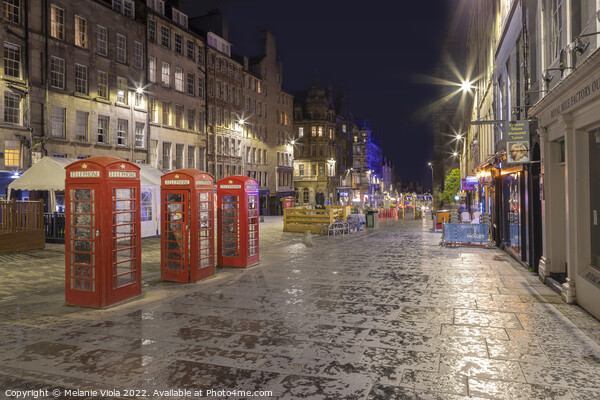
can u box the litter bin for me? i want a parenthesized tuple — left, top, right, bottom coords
(366, 211, 374, 228)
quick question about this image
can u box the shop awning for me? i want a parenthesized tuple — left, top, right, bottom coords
(8, 157, 163, 211)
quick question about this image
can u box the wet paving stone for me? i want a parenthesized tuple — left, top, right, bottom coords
(401, 369, 469, 396)
(438, 354, 526, 382)
(367, 384, 473, 400)
(467, 377, 576, 399)
(270, 374, 371, 400)
(359, 347, 439, 371)
(440, 324, 509, 341)
(1, 218, 600, 398)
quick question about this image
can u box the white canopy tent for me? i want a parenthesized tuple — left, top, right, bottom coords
(8, 157, 163, 237)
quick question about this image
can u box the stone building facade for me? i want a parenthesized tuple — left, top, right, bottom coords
(145, 0, 206, 173)
(292, 77, 338, 206)
(245, 31, 293, 215)
(0, 0, 149, 204)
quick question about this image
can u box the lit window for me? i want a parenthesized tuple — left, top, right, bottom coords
(3, 92, 20, 124)
(298, 127, 304, 138)
(50, 5, 64, 40)
(4, 139, 19, 167)
(117, 77, 128, 104)
(96, 25, 107, 56)
(311, 126, 317, 137)
(74, 16, 88, 48)
(3, 42, 20, 78)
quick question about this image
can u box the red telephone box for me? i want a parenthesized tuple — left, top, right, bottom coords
(217, 176, 259, 268)
(283, 197, 295, 209)
(65, 157, 141, 308)
(161, 169, 215, 283)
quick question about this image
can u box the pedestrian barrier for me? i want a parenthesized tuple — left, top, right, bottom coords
(0, 199, 45, 252)
(378, 208, 398, 221)
(283, 207, 343, 233)
(44, 212, 65, 243)
(441, 222, 492, 246)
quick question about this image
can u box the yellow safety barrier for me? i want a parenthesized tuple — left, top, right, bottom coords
(283, 207, 344, 233)
(325, 205, 350, 221)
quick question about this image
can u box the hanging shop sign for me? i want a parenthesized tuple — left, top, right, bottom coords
(506, 120, 530, 165)
(461, 176, 478, 191)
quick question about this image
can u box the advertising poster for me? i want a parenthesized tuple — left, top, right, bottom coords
(506, 120, 530, 164)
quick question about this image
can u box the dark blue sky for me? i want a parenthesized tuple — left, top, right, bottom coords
(187, 1, 453, 186)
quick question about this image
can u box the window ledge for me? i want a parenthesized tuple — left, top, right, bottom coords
(115, 102, 131, 109)
(95, 97, 111, 104)
(74, 93, 91, 100)
(94, 142, 113, 148)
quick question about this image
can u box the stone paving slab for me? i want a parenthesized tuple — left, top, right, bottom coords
(0, 216, 599, 399)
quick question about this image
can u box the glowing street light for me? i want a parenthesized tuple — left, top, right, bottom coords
(461, 80, 473, 92)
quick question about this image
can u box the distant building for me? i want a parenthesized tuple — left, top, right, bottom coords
(242, 31, 294, 215)
(292, 76, 338, 206)
(351, 120, 383, 208)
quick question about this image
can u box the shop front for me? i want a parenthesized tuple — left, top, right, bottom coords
(530, 54, 600, 319)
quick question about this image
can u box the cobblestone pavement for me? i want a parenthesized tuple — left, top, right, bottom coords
(1, 217, 600, 399)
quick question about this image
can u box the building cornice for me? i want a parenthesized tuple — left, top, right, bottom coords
(529, 47, 600, 117)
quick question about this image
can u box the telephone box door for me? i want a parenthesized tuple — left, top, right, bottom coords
(191, 189, 214, 282)
(109, 185, 141, 303)
(66, 184, 100, 307)
(162, 190, 189, 282)
(220, 194, 240, 264)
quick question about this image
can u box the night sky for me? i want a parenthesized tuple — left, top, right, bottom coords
(187, 1, 454, 188)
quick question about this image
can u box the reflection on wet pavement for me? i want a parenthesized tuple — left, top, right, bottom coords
(1, 217, 600, 399)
